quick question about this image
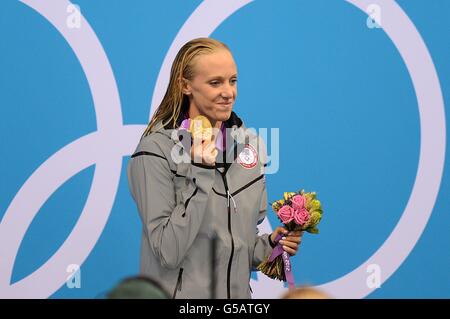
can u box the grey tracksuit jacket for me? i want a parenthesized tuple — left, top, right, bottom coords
(127, 111, 274, 299)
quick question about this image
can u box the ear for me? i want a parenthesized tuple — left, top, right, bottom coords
(179, 77, 192, 95)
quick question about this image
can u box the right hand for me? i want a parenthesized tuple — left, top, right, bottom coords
(270, 226, 303, 256)
(191, 134, 218, 166)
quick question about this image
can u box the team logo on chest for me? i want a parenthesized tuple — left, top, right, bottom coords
(237, 144, 258, 169)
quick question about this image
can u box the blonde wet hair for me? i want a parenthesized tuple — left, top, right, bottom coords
(142, 37, 230, 138)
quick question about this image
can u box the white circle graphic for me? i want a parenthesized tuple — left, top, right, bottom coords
(0, 0, 445, 299)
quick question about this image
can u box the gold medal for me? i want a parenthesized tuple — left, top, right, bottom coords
(189, 115, 213, 141)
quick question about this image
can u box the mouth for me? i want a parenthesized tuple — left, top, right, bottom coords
(217, 102, 233, 107)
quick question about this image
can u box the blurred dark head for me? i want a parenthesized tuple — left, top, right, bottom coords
(281, 286, 332, 299)
(107, 276, 170, 299)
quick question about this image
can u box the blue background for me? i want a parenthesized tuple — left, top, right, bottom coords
(0, 0, 448, 298)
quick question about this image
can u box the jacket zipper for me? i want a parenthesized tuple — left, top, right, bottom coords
(212, 174, 264, 199)
(221, 173, 234, 299)
(172, 267, 183, 299)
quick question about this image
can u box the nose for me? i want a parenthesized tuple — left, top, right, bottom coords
(221, 83, 234, 100)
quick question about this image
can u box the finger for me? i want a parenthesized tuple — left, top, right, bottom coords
(203, 138, 216, 149)
(200, 136, 210, 145)
(192, 135, 204, 146)
(270, 228, 287, 244)
(282, 245, 297, 256)
(191, 144, 202, 160)
(279, 240, 298, 250)
(204, 142, 217, 155)
(278, 227, 289, 235)
(194, 131, 210, 144)
(202, 132, 215, 143)
(284, 236, 302, 244)
(288, 231, 302, 236)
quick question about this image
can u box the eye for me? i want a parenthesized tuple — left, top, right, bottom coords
(230, 78, 238, 85)
(210, 81, 220, 86)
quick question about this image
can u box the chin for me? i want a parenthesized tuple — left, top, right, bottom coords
(216, 111, 232, 122)
(206, 108, 232, 123)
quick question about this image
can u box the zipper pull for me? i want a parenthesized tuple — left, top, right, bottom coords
(227, 190, 237, 211)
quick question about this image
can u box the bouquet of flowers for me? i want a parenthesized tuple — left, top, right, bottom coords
(257, 190, 323, 288)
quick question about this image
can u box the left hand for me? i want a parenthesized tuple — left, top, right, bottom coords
(270, 227, 304, 256)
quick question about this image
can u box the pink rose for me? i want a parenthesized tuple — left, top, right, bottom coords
(294, 208, 310, 226)
(291, 195, 306, 211)
(277, 205, 294, 224)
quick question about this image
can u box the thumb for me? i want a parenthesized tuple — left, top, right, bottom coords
(277, 226, 289, 236)
(271, 227, 288, 242)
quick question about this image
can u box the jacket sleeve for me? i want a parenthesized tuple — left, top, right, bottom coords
(251, 180, 274, 269)
(127, 143, 216, 270)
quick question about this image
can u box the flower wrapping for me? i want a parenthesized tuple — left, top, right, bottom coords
(257, 190, 323, 288)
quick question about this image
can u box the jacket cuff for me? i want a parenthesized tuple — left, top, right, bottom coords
(268, 233, 276, 248)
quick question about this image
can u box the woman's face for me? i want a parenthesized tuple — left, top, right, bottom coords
(182, 49, 237, 126)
